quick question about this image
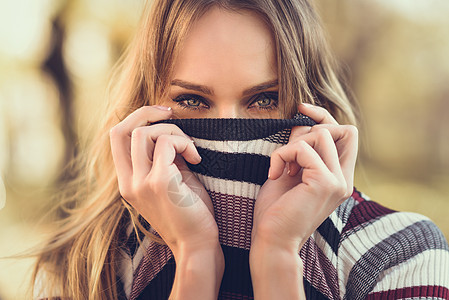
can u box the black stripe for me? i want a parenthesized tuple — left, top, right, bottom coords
(303, 279, 332, 300)
(135, 245, 332, 299)
(136, 246, 254, 299)
(317, 217, 341, 254)
(153, 113, 316, 141)
(220, 245, 254, 297)
(136, 257, 176, 300)
(187, 148, 270, 185)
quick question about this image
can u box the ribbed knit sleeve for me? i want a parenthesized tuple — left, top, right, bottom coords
(116, 116, 449, 300)
(337, 190, 449, 300)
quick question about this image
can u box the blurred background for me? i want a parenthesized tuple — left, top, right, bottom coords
(0, 0, 448, 298)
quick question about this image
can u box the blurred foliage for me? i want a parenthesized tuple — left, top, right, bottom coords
(0, 0, 448, 298)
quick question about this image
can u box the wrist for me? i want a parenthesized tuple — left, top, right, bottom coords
(249, 238, 302, 271)
(174, 240, 224, 269)
(250, 239, 305, 300)
(170, 241, 225, 300)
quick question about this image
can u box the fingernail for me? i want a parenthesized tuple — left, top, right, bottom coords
(154, 105, 171, 111)
(268, 168, 272, 179)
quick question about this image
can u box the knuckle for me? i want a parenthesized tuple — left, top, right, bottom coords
(132, 182, 147, 198)
(334, 181, 348, 199)
(159, 123, 179, 132)
(314, 127, 332, 139)
(271, 147, 282, 157)
(344, 125, 359, 138)
(133, 178, 156, 199)
(342, 186, 353, 200)
(131, 127, 145, 140)
(289, 126, 311, 140)
(118, 183, 134, 202)
(324, 176, 346, 197)
(337, 184, 348, 198)
(146, 174, 166, 194)
(136, 105, 152, 114)
(314, 105, 332, 117)
(293, 139, 308, 150)
(156, 134, 172, 145)
(109, 125, 123, 139)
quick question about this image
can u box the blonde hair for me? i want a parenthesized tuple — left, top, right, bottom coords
(32, 0, 357, 298)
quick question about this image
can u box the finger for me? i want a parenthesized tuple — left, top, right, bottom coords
(110, 106, 173, 183)
(310, 124, 358, 190)
(151, 134, 202, 175)
(298, 103, 338, 125)
(131, 128, 196, 180)
(286, 128, 342, 177)
(288, 125, 312, 143)
(287, 126, 311, 176)
(118, 106, 173, 135)
(269, 140, 329, 180)
(288, 124, 358, 170)
(133, 123, 193, 162)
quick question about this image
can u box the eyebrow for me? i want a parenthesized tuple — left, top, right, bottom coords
(170, 79, 279, 97)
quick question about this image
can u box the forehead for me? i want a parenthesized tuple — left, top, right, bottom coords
(172, 6, 277, 85)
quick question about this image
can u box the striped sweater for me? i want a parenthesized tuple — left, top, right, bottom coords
(114, 114, 449, 299)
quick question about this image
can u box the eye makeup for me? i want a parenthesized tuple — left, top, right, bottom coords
(247, 91, 278, 111)
(170, 91, 279, 112)
(171, 93, 210, 111)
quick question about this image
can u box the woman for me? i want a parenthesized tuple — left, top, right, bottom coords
(33, 0, 449, 299)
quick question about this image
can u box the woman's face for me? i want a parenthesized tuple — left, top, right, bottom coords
(162, 6, 279, 119)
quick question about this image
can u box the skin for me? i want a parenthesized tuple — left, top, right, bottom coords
(110, 6, 358, 300)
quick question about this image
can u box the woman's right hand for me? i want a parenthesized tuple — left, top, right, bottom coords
(110, 105, 224, 299)
(109, 105, 219, 255)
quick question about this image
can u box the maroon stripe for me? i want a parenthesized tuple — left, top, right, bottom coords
(300, 237, 339, 299)
(365, 285, 449, 299)
(130, 239, 173, 300)
(342, 198, 396, 235)
(351, 188, 365, 204)
(208, 190, 255, 250)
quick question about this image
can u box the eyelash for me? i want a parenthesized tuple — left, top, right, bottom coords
(171, 92, 279, 111)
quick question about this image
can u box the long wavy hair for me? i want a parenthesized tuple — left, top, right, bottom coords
(31, 0, 358, 298)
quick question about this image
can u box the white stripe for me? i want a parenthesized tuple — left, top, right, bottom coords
(370, 249, 449, 292)
(313, 230, 338, 267)
(312, 211, 343, 269)
(329, 209, 344, 233)
(192, 137, 283, 156)
(131, 236, 150, 273)
(338, 212, 430, 297)
(195, 173, 261, 199)
(118, 248, 134, 298)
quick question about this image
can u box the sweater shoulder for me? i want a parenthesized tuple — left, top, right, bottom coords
(335, 189, 449, 299)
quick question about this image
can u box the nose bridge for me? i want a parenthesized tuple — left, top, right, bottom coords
(215, 101, 241, 118)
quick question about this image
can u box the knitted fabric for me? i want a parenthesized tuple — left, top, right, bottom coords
(113, 114, 449, 300)
(34, 114, 449, 300)
(111, 114, 449, 300)
(124, 113, 317, 299)
(158, 113, 316, 251)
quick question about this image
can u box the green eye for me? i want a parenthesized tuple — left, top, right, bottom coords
(249, 92, 279, 110)
(172, 94, 209, 111)
(186, 99, 201, 106)
(257, 98, 272, 107)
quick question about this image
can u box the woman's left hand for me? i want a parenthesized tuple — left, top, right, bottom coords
(249, 104, 358, 299)
(251, 103, 358, 251)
